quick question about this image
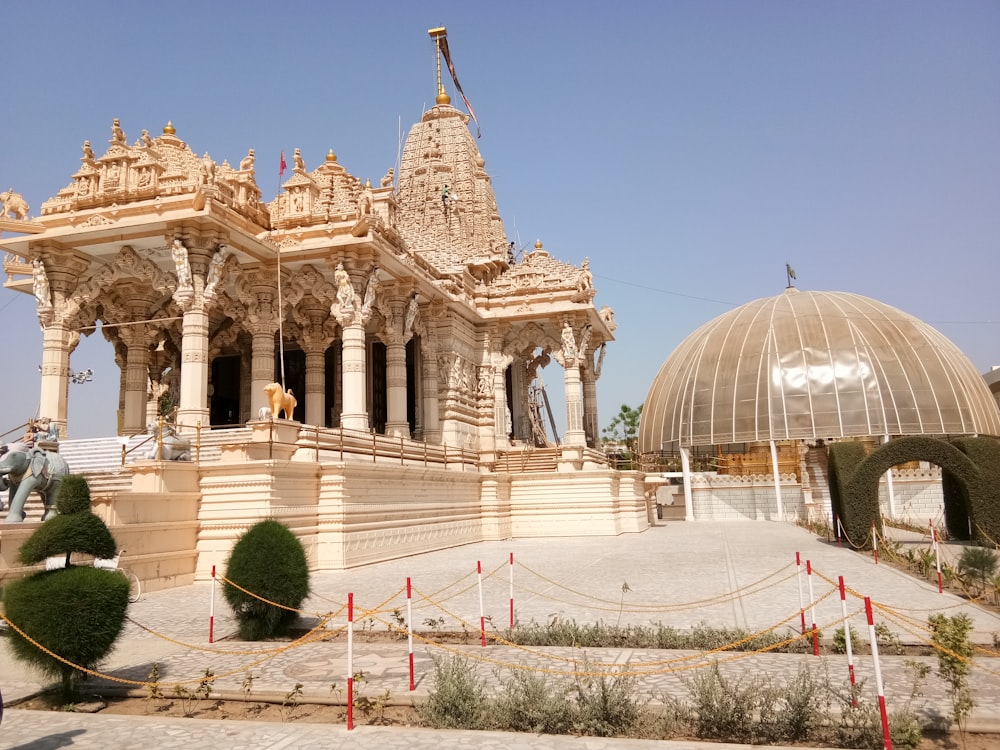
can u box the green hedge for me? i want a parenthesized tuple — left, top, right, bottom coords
(223, 519, 310, 640)
(826, 441, 866, 547)
(950, 437, 1000, 545)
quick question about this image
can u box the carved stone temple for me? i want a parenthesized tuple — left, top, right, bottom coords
(0, 35, 646, 587)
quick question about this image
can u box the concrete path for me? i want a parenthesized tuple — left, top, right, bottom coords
(3, 521, 1000, 748)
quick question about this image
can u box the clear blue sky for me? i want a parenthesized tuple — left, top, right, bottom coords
(2, 1, 998, 439)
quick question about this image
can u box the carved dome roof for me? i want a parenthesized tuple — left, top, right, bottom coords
(638, 288, 1000, 451)
(395, 103, 508, 272)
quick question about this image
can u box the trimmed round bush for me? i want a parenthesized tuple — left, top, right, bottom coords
(18, 512, 116, 566)
(4, 566, 130, 699)
(223, 520, 310, 640)
(55, 474, 92, 515)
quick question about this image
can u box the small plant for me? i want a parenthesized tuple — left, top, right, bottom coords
(832, 625, 860, 655)
(172, 685, 196, 717)
(491, 669, 573, 734)
(417, 655, 490, 729)
(957, 546, 998, 597)
(279, 682, 304, 722)
(240, 671, 255, 717)
(571, 663, 646, 738)
(144, 662, 164, 713)
(875, 622, 903, 655)
(423, 617, 445, 632)
(929, 613, 974, 745)
(389, 608, 407, 637)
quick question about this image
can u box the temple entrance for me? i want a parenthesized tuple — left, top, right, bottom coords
(406, 338, 418, 436)
(325, 342, 342, 427)
(209, 356, 241, 427)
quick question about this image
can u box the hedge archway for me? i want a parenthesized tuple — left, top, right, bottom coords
(829, 436, 998, 549)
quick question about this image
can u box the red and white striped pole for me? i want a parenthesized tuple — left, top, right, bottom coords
(347, 592, 354, 731)
(933, 528, 943, 594)
(796, 552, 806, 635)
(209, 564, 216, 644)
(835, 515, 843, 547)
(872, 521, 879, 564)
(509, 552, 515, 630)
(838, 576, 857, 701)
(406, 577, 415, 691)
(865, 597, 893, 750)
(806, 560, 819, 656)
(477, 560, 486, 647)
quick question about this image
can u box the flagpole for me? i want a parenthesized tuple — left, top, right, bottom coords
(277, 151, 287, 391)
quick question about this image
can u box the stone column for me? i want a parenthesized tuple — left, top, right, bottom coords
(177, 305, 210, 430)
(385, 340, 409, 437)
(421, 337, 441, 444)
(581, 352, 600, 449)
(562, 362, 586, 447)
(304, 344, 326, 426)
(249, 327, 277, 416)
(340, 320, 368, 431)
(120, 324, 151, 434)
(38, 322, 74, 436)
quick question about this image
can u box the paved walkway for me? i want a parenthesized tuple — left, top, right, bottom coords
(3, 521, 1000, 748)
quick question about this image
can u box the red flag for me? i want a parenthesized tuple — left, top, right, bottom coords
(279, 150, 287, 177)
(439, 37, 481, 138)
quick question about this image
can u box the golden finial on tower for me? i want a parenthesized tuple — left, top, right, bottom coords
(163, 121, 176, 135)
(326, 149, 337, 162)
(428, 27, 451, 105)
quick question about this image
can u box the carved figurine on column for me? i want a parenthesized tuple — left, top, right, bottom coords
(361, 266, 380, 317)
(203, 246, 229, 300)
(32, 258, 51, 310)
(560, 320, 578, 364)
(332, 262, 356, 319)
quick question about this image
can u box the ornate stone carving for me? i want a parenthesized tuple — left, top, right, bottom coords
(0, 189, 29, 220)
(203, 246, 229, 301)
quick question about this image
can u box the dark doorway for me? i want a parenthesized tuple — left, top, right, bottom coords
(406, 338, 418, 435)
(325, 341, 342, 427)
(371, 341, 387, 434)
(210, 355, 241, 427)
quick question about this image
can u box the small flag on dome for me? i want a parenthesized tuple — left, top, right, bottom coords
(279, 151, 287, 178)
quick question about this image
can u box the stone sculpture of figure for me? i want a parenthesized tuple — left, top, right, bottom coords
(240, 148, 256, 171)
(356, 182, 373, 217)
(361, 266, 380, 316)
(200, 153, 216, 185)
(476, 368, 492, 395)
(82, 140, 95, 161)
(111, 118, 126, 145)
(561, 321, 577, 363)
(203, 246, 228, 299)
(334, 262, 355, 309)
(599, 305, 617, 332)
(32, 258, 51, 308)
(141, 129, 153, 146)
(578, 323, 593, 357)
(404, 295, 419, 333)
(576, 257, 593, 293)
(171, 240, 193, 289)
(293, 148, 305, 172)
(380, 168, 394, 188)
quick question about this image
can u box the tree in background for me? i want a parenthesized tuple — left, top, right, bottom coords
(602, 404, 643, 468)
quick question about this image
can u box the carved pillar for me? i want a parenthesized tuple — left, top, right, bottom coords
(120, 324, 151, 434)
(421, 332, 441, 444)
(177, 305, 210, 430)
(582, 353, 599, 449)
(385, 339, 409, 437)
(249, 327, 278, 417)
(492, 354, 513, 449)
(563, 362, 586, 447)
(304, 344, 326, 426)
(38, 323, 74, 436)
(340, 320, 368, 431)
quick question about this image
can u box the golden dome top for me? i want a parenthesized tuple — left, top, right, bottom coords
(535, 239, 543, 250)
(163, 121, 176, 135)
(436, 89, 452, 105)
(365, 178, 372, 188)
(326, 149, 337, 162)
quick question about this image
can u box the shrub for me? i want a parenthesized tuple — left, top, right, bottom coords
(223, 519, 310, 640)
(492, 669, 573, 734)
(4, 566, 129, 699)
(957, 546, 998, 596)
(5, 475, 127, 700)
(417, 655, 490, 729)
(929, 613, 974, 738)
(571, 666, 646, 737)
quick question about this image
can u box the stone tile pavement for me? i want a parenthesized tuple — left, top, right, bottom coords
(3, 521, 1000, 748)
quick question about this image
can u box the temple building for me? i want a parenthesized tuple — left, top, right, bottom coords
(0, 32, 646, 587)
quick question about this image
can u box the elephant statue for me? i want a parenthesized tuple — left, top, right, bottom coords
(0, 442, 70, 523)
(145, 423, 191, 461)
